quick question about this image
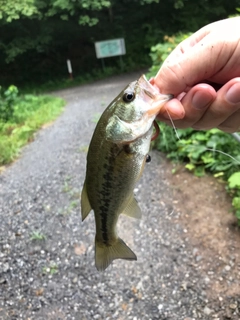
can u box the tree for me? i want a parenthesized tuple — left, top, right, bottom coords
(0, 0, 239, 86)
(0, 0, 39, 22)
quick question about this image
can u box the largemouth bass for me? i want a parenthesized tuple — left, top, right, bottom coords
(81, 75, 172, 271)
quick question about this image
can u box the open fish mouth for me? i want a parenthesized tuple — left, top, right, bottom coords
(137, 75, 173, 115)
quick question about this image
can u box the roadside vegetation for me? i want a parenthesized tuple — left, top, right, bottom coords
(0, 85, 65, 165)
(147, 33, 240, 223)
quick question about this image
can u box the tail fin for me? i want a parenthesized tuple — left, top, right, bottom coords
(95, 238, 137, 271)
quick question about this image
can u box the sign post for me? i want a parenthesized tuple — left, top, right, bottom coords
(94, 38, 126, 71)
(67, 59, 73, 80)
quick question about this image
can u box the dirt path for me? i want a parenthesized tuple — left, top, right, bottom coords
(0, 72, 239, 319)
(166, 164, 240, 319)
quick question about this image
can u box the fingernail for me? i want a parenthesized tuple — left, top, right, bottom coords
(225, 83, 240, 104)
(192, 91, 213, 110)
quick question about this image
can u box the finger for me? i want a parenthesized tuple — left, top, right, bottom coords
(157, 98, 185, 121)
(158, 84, 216, 128)
(192, 78, 240, 131)
(179, 84, 216, 126)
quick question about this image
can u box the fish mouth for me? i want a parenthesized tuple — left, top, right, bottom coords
(137, 75, 159, 96)
(146, 92, 173, 117)
(137, 75, 173, 117)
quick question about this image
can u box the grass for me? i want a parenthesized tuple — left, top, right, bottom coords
(42, 263, 58, 275)
(62, 181, 72, 193)
(0, 94, 65, 166)
(91, 112, 101, 123)
(30, 231, 46, 241)
(58, 201, 79, 215)
(78, 145, 88, 153)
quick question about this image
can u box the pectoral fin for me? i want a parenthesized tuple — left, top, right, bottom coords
(81, 182, 92, 221)
(122, 196, 142, 219)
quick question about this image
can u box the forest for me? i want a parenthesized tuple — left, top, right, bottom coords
(1, 0, 240, 88)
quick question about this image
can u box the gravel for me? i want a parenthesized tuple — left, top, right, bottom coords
(0, 72, 239, 319)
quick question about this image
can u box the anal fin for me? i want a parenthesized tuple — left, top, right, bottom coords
(122, 196, 142, 219)
(80, 182, 92, 221)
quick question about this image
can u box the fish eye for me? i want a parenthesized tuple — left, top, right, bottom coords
(146, 154, 151, 163)
(123, 92, 135, 103)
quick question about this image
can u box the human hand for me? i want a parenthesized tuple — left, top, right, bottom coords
(153, 17, 240, 133)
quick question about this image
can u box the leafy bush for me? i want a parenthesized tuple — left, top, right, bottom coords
(147, 33, 192, 78)
(13, 95, 53, 123)
(228, 172, 240, 221)
(154, 124, 240, 178)
(0, 85, 19, 121)
(0, 87, 65, 165)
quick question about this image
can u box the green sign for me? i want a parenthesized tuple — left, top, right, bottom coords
(95, 38, 126, 59)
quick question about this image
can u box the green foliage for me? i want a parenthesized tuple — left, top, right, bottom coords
(42, 263, 58, 275)
(154, 125, 240, 178)
(140, 0, 159, 3)
(147, 33, 192, 78)
(30, 231, 46, 241)
(79, 15, 99, 26)
(228, 172, 240, 222)
(0, 0, 39, 22)
(0, 0, 111, 23)
(0, 87, 65, 165)
(59, 200, 79, 215)
(228, 172, 240, 188)
(92, 112, 101, 123)
(4, 33, 52, 63)
(0, 0, 112, 67)
(228, 7, 240, 17)
(0, 85, 18, 121)
(46, 0, 111, 26)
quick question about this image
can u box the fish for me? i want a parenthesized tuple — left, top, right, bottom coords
(81, 74, 172, 271)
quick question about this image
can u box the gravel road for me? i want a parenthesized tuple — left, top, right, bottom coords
(0, 72, 239, 320)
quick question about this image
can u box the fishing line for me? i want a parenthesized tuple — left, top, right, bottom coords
(165, 108, 180, 141)
(165, 108, 240, 165)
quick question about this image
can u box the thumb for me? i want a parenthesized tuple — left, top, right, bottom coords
(153, 30, 233, 95)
